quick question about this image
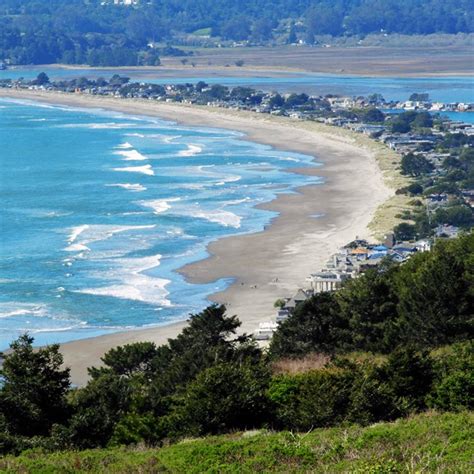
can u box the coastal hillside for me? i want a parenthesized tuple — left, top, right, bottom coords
(0, 0, 473, 65)
(1, 412, 472, 473)
(0, 233, 472, 466)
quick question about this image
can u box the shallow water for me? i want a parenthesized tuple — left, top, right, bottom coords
(0, 99, 321, 348)
(1, 67, 473, 103)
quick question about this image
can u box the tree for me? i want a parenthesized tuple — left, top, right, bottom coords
(401, 153, 434, 176)
(409, 93, 430, 102)
(363, 108, 385, 123)
(429, 341, 474, 412)
(250, 18, 274, 42)
(221, 16, 251, 41)
(268, 93, 284, 108)
(177, 362, 270, 436)
(34, 71, 49, 85)
(89, 341, 158, 379)
(391, 119, 411, 133)
(287, 24, 297, 44)
(393, 222, 417, 241)
(270, 292, 349, 358)
(394, 234, 474, 347)
(434, 205, 473, 227)
(349, 348, 433, 423)
(268, 367, 354, 430)
(337, 263, 398, 353)
(0, 335, 70, 437)
(412, 111, 433, 128)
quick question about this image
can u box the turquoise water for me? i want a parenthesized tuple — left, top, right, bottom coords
(0, 99, 321, 348)
(0, 70, 472, 348)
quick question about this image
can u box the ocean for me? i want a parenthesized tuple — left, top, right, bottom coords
(0, 98, 320, 348)
(0, 70, 472, 348)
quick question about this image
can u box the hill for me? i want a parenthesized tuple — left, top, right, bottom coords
(0, 0, 473, 65)
(1, 412, 472, 473)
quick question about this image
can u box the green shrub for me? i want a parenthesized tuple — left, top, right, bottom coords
(429, 341, 474, 411)
(268, 367, 355, 430)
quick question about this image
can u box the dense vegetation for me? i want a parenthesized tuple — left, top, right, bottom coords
(1, 412, 472, 473)
(0, 233, 472, 459)
(391, 112, 474, 240)
(270, 233, 473, 357)
(0, 0, 473, 65)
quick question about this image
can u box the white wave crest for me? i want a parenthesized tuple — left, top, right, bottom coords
(184, 206, 241, 228)
(64, 243, 90, 252)
(0, 302, 48, 319)
(68, 224, 90, 243)
(106, 183, 147, 192)
(139, 198, 181, 215)
(79, 255, 170, 306)
(63, 224, 156, 253)
(114, 149, 148, 161)
(113, 164, 154, 176)
(125, 133, 145, 138)
(116, 142, 133, 149)
(179, 144, 202, 157)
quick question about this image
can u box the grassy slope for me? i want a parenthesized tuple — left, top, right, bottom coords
(1, 412, 472, 473)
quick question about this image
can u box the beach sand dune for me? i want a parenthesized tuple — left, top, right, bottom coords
(0, 90, 393, 385)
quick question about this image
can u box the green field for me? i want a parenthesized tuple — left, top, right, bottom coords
(1, 412, 472, 473)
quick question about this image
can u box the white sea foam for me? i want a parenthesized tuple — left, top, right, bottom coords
(116, 142, 133, 149)
(79, 254, 171, 306)
(113, 164, 154, 176)
(279, 156, 300, 162)
(106, 183, 147, 192)
(163, 135, 182, 143)
(90, 122, 137, 129)
(179, 144, 202, 157)
(144, 134, 182, 143)
(126, 132, 146, 138)
(0, 302, 48, 319)
(64, 243, 90, 252)
(185, 206, 241, 228)
(68, 224, 90, 243)
(139, 198, 181, 214)
(63, 224, 156, 253)
(224, 197, 252, 206)
(114, 149, 148, 161)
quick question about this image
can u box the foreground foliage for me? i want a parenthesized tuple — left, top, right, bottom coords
(0, 412, 472, 473)
(0, 234, 472, 456)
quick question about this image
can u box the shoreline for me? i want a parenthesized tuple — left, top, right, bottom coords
(0, 89, 395, 385)
(6, 63, 474, 78)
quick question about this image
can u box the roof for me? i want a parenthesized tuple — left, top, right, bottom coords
(369, 252, 386, 260)
(351, 248, 369, 254)
(294, 289, 309, 301)
(372, 245, 388, 251)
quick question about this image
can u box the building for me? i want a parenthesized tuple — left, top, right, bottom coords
(307, 271, 352, 293)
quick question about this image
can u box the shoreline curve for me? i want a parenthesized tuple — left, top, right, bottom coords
(0, 89, 395, 385)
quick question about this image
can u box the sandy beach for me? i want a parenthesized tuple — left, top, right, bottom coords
(0, 89, 395, 385)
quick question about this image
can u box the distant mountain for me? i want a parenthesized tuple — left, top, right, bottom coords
(1, 0, 473, 65)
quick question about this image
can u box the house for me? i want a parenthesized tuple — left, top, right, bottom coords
(282, 288, 312, 314)
(307, 271, 352, 293)
(415, 240, 431, 252)
(253, 321, 278, 340)
(435, 224, 459, 238)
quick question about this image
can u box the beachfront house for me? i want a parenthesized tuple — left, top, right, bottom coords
(254, 321, 279, 340)
(307, 271, 352, 293)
